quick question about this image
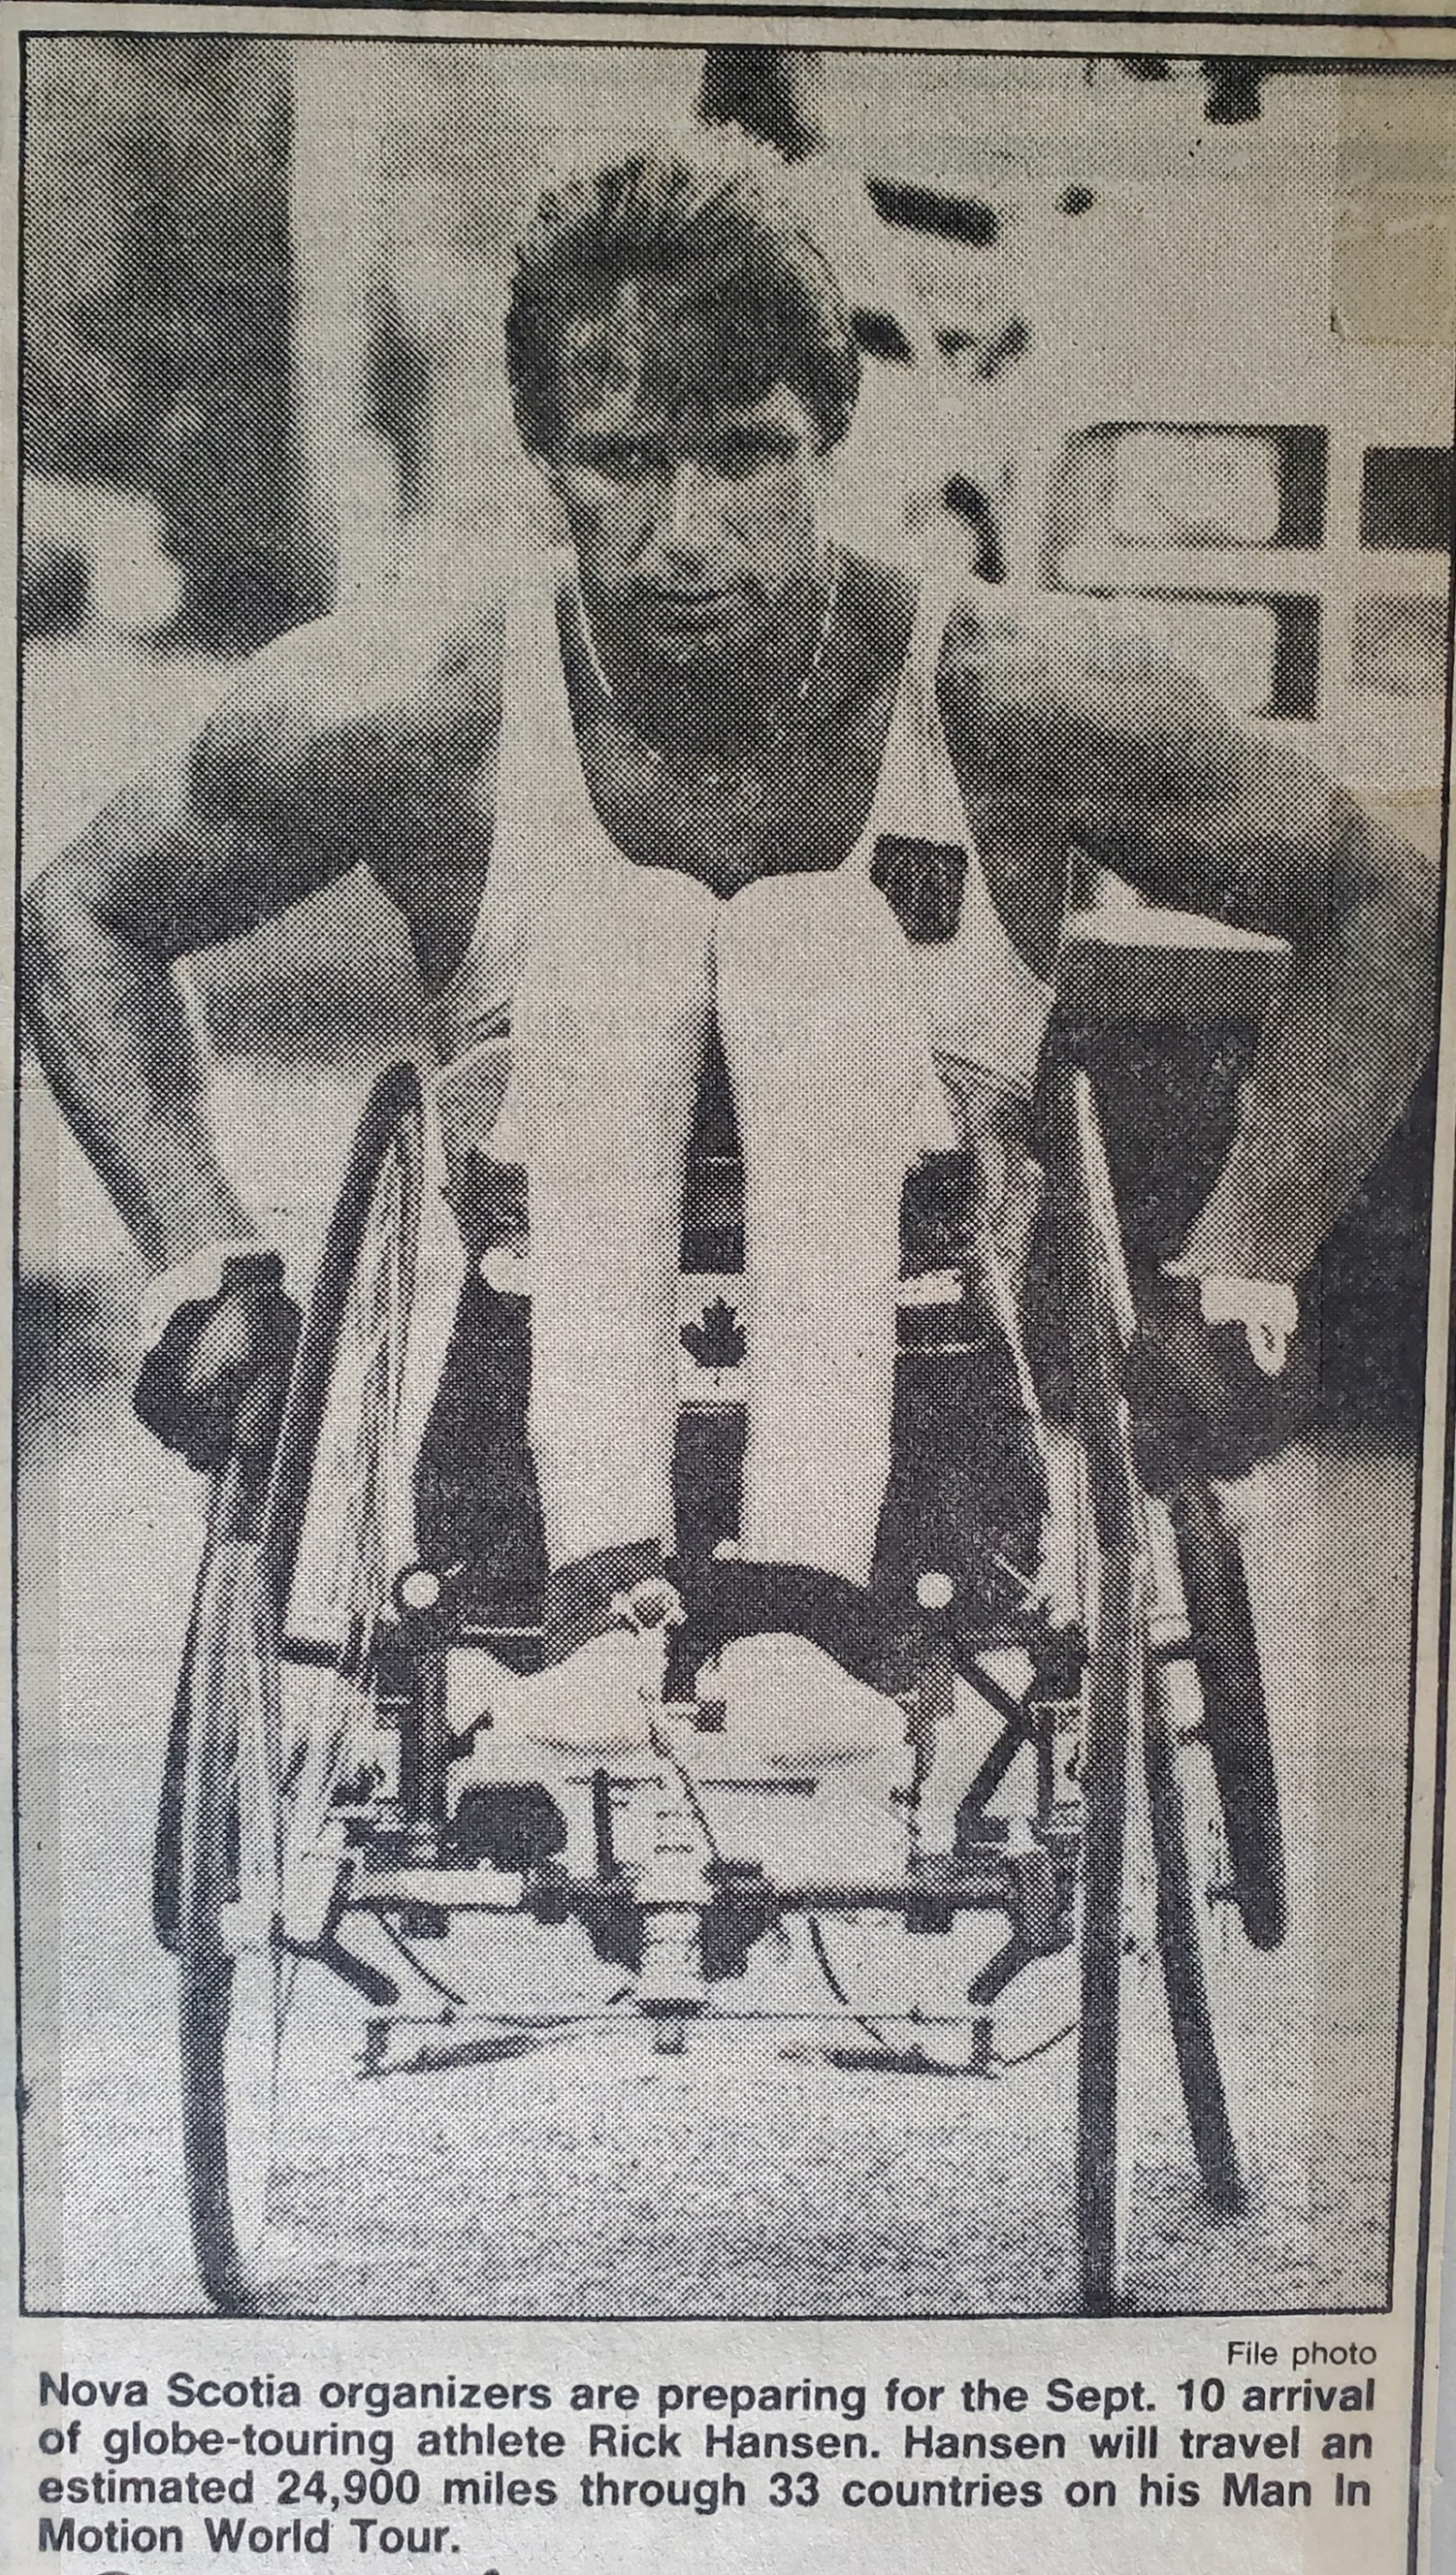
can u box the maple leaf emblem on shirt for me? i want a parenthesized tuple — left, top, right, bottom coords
(682, 1295, 747, 1371)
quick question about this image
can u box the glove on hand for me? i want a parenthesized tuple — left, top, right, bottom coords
(135, 1248, 301, 1472)
(1127, 1268, 1312, 1496)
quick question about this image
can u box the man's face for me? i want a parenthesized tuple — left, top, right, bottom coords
(535, 288, 832, 689)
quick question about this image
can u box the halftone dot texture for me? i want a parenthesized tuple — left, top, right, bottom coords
(18, 36, 1440, 2320)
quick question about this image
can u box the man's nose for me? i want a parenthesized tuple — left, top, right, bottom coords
(660, 459, 718, 559)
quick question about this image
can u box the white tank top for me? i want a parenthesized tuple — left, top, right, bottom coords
(429, 556, 1054, 1101)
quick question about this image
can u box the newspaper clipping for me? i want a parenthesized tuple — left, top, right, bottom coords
(5, 9, 1456, 2572)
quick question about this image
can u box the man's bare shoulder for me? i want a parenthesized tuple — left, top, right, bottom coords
(936, 583, 1231, 812)
(191, 541, 510, 840)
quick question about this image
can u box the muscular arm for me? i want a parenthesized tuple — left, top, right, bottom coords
(21, 675, 349, 1271)
(20, 573, 504, 1273)
(941, 597, 1440, 1281)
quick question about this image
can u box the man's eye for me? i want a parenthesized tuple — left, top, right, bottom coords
(713, 438, 776, 479)
(592, 444, 654, 481)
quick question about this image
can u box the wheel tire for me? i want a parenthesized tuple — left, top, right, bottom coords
(174, 1065, 427, 2312)
(153, 1545, 209, 1958)
(1074, 1533, 1140, 2317)
(1050, 1061, 1265, 2306)
(1144, 1662, 1247, 2218)
(1168, 1482, 1285, 1951)
(176, 1493, 285, 2313)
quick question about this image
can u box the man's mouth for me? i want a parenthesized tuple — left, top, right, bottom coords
(650, 588, 736, 628)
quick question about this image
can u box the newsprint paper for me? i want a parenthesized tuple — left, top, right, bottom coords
(4, 10, 1456, 2575)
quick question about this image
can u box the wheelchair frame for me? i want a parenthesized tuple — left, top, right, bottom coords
(153, 971, 1287, 2320)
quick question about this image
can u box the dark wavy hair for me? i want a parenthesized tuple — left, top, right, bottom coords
(505, 153, 860, 454)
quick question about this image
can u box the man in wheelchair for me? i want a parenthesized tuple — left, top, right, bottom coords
(23, 152, 1437, 1778)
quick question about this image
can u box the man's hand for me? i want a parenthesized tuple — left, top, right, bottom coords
(1127, 1269, 1313, 1496)
(135, 1249, 301, 1472)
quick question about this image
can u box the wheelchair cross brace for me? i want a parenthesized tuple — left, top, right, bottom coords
(267, 1567, 1089, 2064)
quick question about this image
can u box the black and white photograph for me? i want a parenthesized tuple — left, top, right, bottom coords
(11, 18, 1455, 2372)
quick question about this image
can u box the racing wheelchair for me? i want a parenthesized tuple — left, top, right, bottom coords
(152, 930, 1289, 2318)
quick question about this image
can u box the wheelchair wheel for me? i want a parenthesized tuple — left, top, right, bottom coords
(1073, 1518, 1141, 2315)
(153, 1513, 218, 1957)
(1144, 1659, 1247, 2218)
(1168, 1481, 1285, 1951)
(264, 1060, 426, 1616)
(1074, 1486, 1250, 2309)
(1050, 1060, 1255, 2309)
(175, 1064, 427, 2311)
(176, 1460, 286, 2313)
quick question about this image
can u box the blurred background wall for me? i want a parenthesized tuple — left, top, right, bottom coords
(18, 35, 1455, 1432)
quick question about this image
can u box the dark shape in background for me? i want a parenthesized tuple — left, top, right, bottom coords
(699, 43, 823, 162)
(23, 33, 329, 653)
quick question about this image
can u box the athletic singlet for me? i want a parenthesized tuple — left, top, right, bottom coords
(428, 555, 1055, 1102)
